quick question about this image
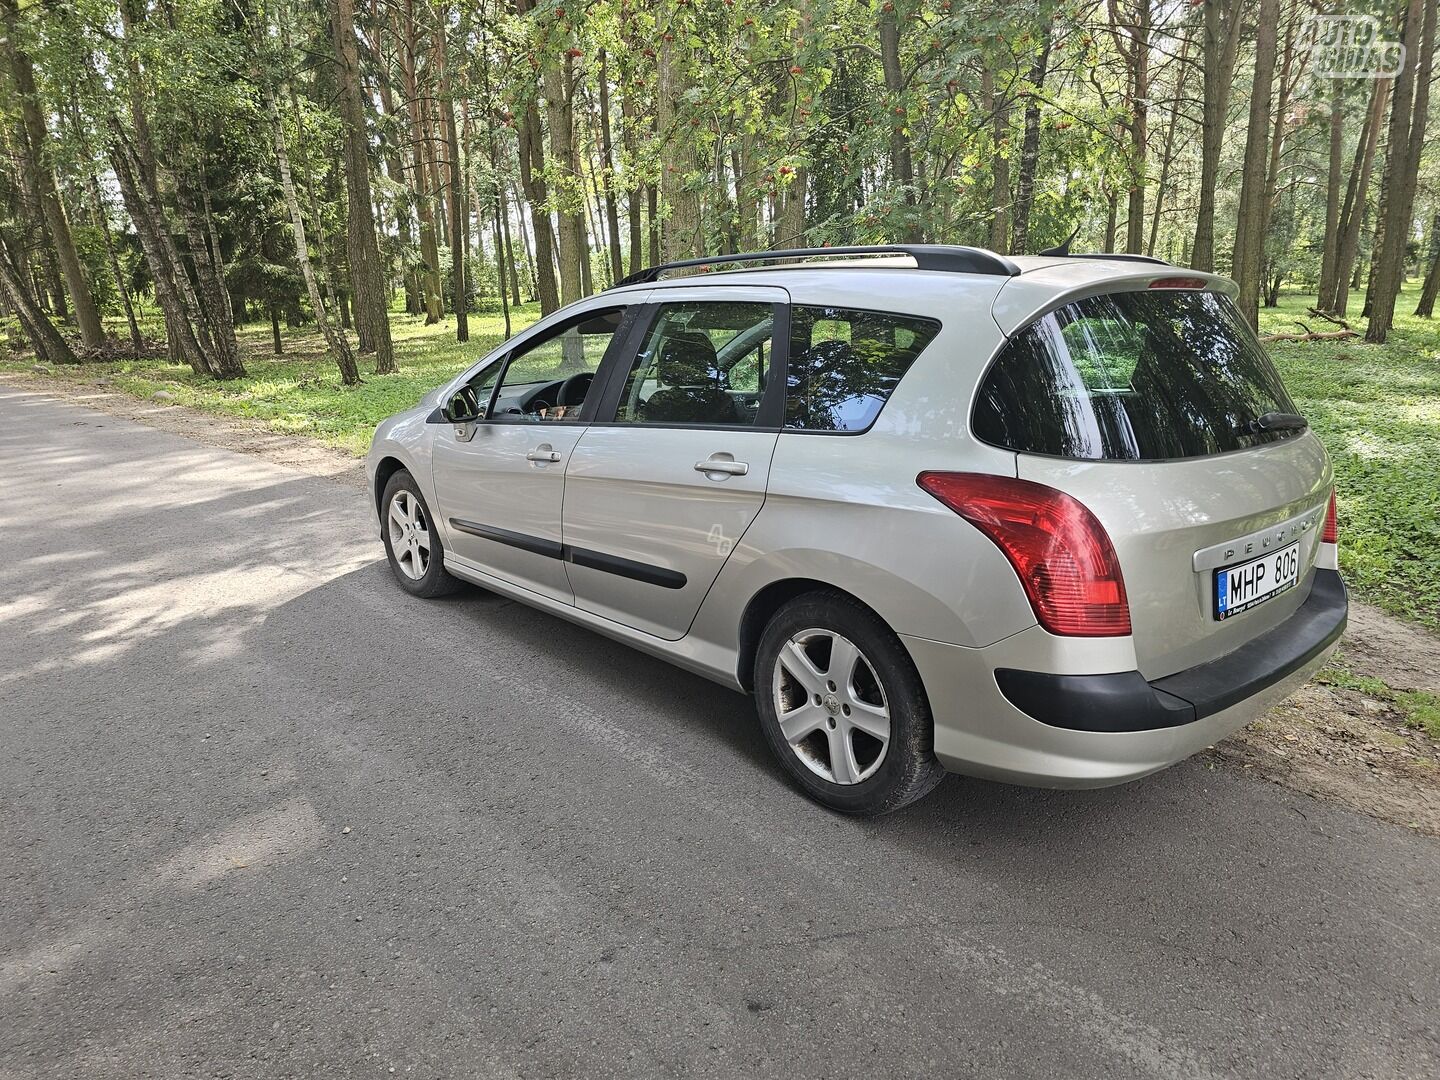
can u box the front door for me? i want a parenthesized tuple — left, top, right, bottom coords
(431, 307, 631, 603)
(562, 288, 788, 639)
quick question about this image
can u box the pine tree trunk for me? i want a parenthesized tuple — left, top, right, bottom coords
(263, 81, 359, 385)
(1117, 1, 1150, 255)
(371, 13, 420, 318)
(622, 88, 648, 270)
(108, 131, 214, 375)
(983, 69, 1011, 253)
(175, 167, 246, 378)
(499, 182, 521, 305)
(516, 96, 560, 313)
(1192, 0, 1243, 272)
(1010, 32, 1052, 255)
(0, 234, 79, 364)
(1329, 79, 1388, 315)
(434, 7, 468, 341)
(84, 168, 143, 353)
(1146, 37, 1187, 259)
(334, 0, 394, 370)
(656, 35, 702, 262)
(1231, 0, 1279, 328)
(398, 1, 444, 323)
(598, 50, 625, 281)
(1366, 0, 1434, 343)
(878, 6, 920, 243)
(1414, 213, 1440, 317)
(544, 51, 586, 305)
(0, 0, 105, 348)
(1317, 80, 1345, 306)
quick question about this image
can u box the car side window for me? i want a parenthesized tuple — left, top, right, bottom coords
(488, 308, 626, 422)
(613, 301, 775, 426)
(784, 306, 941, 432)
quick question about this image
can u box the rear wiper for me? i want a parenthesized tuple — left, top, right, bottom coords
(1246, 411, 1308, 434)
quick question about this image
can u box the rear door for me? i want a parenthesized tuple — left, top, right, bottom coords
(561, 286, 788, 640)
(973, 284, 1332, 678)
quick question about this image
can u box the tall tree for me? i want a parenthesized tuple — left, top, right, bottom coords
(262, 74, 359, 386)
(1366, 0, 1435, 343)
(1192, 0, 1244, 273)
(1231, 0, 1280, 328)
(1009, 27, 1052, 255)
(878, 1, 920, 244)
(333, 0, 395, 371)
(434, 1, 468, 339)
(0, 0, 104, 348)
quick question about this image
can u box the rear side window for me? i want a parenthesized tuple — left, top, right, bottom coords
(972, 290, 1299, 460)
(785, 306, 940, 431)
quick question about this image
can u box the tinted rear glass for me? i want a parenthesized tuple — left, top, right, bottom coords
(972, 290, 1299, 460)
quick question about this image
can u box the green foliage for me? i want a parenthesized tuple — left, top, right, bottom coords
(1260, 286, 1440, 630)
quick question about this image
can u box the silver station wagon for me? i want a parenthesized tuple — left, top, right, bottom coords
(367, 245, 1346, 814)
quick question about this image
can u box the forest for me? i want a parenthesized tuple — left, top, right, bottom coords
(0, 0, 1436, 382)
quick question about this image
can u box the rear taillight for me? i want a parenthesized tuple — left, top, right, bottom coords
(917, 472, 1132, 637)
(1322, 488, 1338, 544)
(1147, 276, 1208, 289)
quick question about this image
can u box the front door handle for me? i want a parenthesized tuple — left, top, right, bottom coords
(526, 446, 562, 463)
(694, 458, 748, 477)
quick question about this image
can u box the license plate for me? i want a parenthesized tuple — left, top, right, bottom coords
(1214, 541, 1301, 620)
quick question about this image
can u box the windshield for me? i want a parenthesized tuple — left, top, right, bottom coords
(972, 289, 1300, 461)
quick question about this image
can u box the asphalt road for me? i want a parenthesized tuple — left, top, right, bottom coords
(2, 385, 1437, 1080)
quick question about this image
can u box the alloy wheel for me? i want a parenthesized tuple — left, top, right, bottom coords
(387, 490, 431, 580)
(772, 628, 891, 785)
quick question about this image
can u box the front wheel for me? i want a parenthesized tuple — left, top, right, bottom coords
(381, 470, 461, 598)
(754, 590, 945, 815)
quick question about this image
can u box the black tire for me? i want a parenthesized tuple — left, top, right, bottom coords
(754, 590, 946, 815)
(380, 469, 462, 598)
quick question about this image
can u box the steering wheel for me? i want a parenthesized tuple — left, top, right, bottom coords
(556, 371, 594, 409)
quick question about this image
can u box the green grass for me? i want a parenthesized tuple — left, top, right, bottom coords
(2, 304, 544, 456)
(3, 281, 1439, 629)
(1317, 656, 1440, 738)
(1258, 287, 1440, 630)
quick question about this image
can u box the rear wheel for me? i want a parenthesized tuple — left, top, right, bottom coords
(381, 470, 461, 598)
(754, 591, 945, 814)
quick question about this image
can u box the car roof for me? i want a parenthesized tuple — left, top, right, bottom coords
(600, 252, 1236, 331)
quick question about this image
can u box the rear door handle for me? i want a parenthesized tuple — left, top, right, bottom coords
(694, 458, 748, 476)
(527, 447, 562, 463)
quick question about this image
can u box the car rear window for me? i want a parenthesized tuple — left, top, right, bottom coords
(785, 306, 940, 431)
(971, 289, 1300, 460)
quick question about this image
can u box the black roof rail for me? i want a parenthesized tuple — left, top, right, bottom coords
(612, 244, 1021, 288)
(1037, 251, 1173, 266)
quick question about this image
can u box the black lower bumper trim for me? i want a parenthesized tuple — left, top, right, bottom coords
(448, 518, 687, 589)
(996, 569, 1347, 733)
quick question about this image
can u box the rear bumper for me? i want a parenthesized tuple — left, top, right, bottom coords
(996, 570, 1347, 733)
(903, 570, 1346, 788)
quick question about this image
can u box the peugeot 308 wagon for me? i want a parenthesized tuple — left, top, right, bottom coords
(367, 245, 1347, 814)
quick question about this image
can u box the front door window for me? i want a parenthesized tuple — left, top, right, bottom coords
(489, 309, 627, 422)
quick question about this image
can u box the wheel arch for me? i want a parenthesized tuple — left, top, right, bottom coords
(736, 577, 905, 693)
(373, 455, 409, 518)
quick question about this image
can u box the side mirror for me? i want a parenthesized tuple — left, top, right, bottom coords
(445, 390, 484, 424)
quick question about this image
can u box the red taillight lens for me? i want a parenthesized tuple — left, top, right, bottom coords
(917, 472, 1132, 637)
(1322, 489, 1338, 544)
